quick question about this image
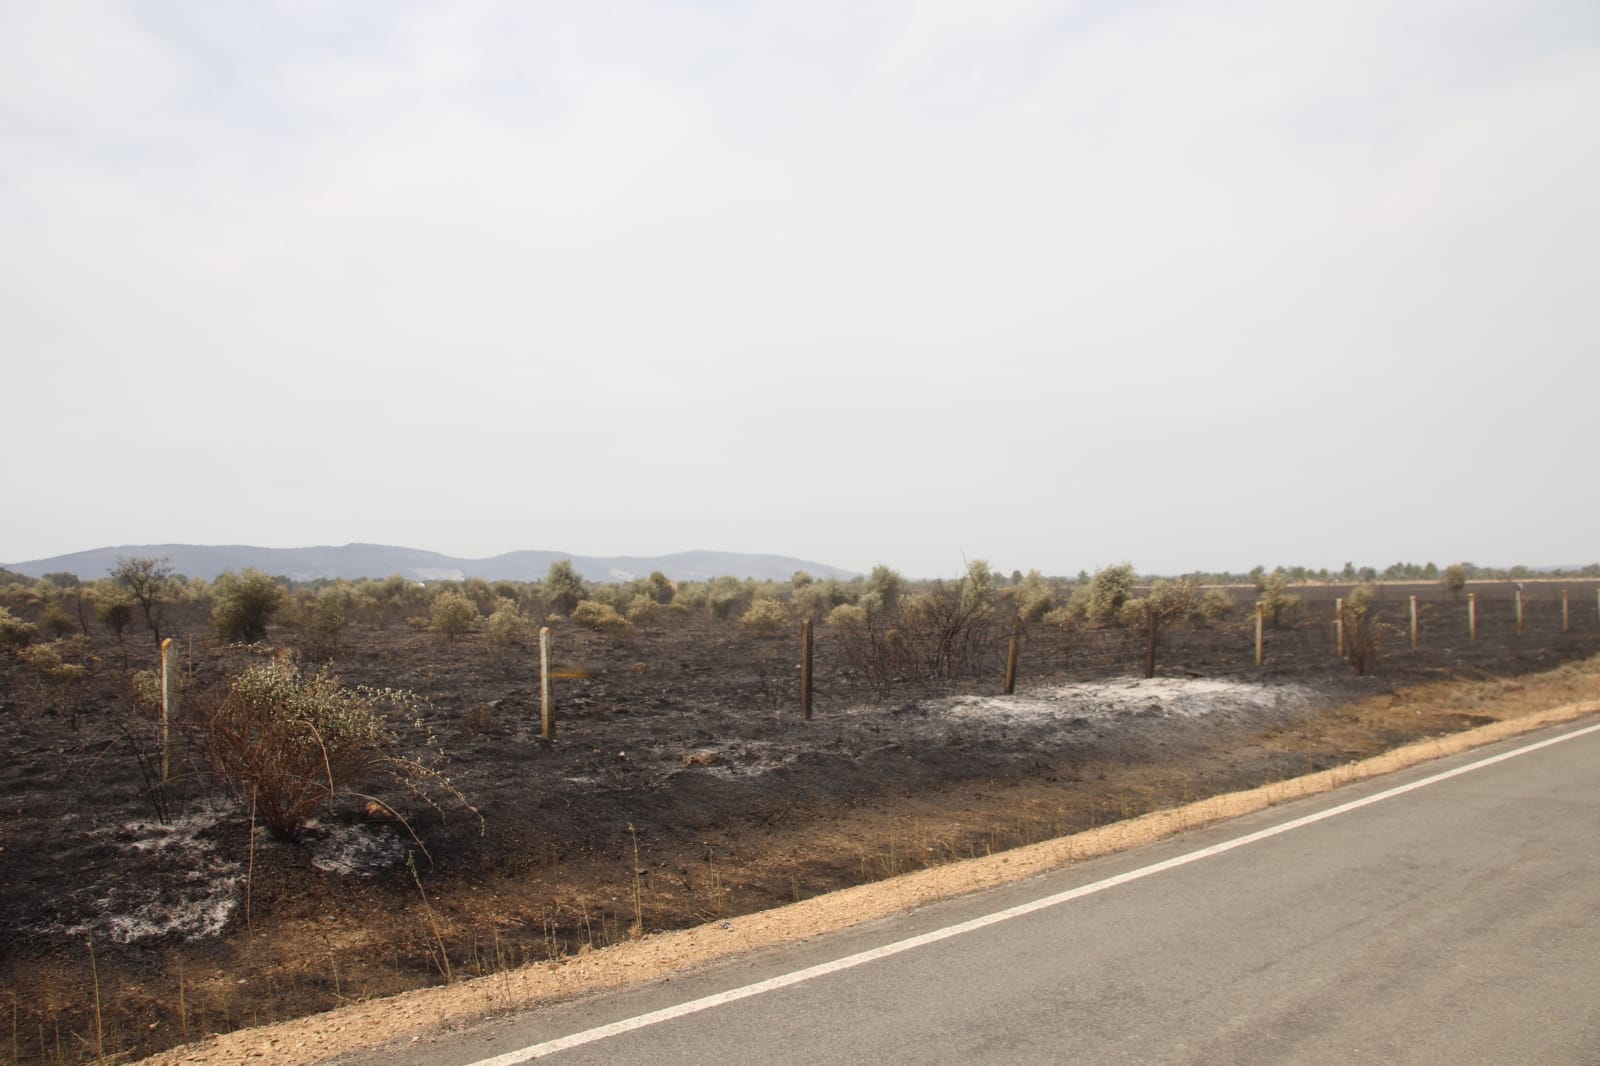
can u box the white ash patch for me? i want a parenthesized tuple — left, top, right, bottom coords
(936, 676, 1316, 724)
(62, 813, 241, 944)
(693, 740, 798, 778)
(308, 822, 407, 875)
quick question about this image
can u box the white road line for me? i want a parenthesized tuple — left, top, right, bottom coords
(463, 719, 1600, 1066)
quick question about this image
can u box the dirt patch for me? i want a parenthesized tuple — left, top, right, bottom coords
(1, 580, 1597, 1065)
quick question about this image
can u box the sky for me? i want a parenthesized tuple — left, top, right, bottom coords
(3, 1, 1598, 580)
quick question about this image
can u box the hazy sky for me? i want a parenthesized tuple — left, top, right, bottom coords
(4, 1, 1597, 579)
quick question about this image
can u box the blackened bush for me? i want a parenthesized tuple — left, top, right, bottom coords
(202, 653, 470, 842)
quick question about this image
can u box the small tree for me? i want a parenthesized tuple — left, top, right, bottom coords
(113, 555, 174, 647)
(1341, 585, 1386, 675)
(1083, 563, 1136, 624)
(1119, 579, 1198, 678)
(1255, 568, 1301, 628)
(544, 560, 586, 616)
(97, 589, 134, 641)
(431, 590, 480, 641)
(1014, 569, 1053, 623)
(212, 569, 285, 643)
(864, 564, 904, 615)
(1442, 564, 1470, 601)
(959, 559, 997, 617)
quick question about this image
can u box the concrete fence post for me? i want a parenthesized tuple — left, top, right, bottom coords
(159, 637, 176, 782)
(539, 626, 555, 740)
(800, 619, 814, 720)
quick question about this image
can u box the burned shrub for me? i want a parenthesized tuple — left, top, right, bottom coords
(201, 652, 469, 842)
(827, 574, 1005, 693)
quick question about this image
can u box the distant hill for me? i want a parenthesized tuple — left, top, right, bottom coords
(2, 544, 858, 585)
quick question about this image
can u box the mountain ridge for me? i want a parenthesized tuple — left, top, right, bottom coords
(2, 543, 859, 584)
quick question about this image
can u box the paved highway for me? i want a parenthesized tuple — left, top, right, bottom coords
(343, 718, 1600, 1065)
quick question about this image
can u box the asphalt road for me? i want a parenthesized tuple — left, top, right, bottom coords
(343, 718, 1600, 1066)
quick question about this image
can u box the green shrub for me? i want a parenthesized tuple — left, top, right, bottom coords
(98, 596, 134, 638)
(1119, 579, 1199, 678)
(827, 603, 868, 628)
(739, 597, 790, 635)
(0, 606, 39, 649)
(673, 583, 709, 612)
(864, 565, 904, 615)
(624, 594, 659, 624)
(462, 577, 498, 614)
(707, 576, 746, 620)
(431, 590, 480, 641)
(959, 560, 997, 617)
(791, 583, 831, 622)
(1084, 563, 1136, 624)
(1041, 606, 1077, 630)
(19, 642, 87, 683)
(1255, 568, 1300, 628)
(544, 560, 586, 616)
(485, 600, 533, 647)
(1341, 585, 1385, 675)
(645, 571, 675, 605)
(1198, 587, 1236, 623)
(308, 584, 351, 649)
(129, 668, 163, 713)
(212, 568, 286, 643)
(1014, 570, 1053, 623)
(37, 605, 76, 639)
(572, 599, 634, 636)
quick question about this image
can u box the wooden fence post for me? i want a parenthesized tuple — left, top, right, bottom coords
(1468, 592, 1477, 641)
(1562, 589, 1570, 633)
(1409, 595, 1418, 652)
(800, 619, 814, 720)
(1334, 597, 1344, 657)
(159, 637, 175, 782)
(1514, 587, 1524, 636)
(1254, 602, 1264, 667)
(539, 626, 555, 740)
(1003, 615, 1021, 694)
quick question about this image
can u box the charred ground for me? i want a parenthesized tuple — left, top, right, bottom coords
(2, 579, 1597, 1064)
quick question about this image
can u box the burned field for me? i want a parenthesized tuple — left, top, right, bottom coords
(2, 578, 1598, 1064)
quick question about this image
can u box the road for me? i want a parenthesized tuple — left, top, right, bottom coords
(341, 718, 1600, 1065)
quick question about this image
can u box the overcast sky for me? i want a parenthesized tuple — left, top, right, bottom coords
(3, 1, 1597, 579)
